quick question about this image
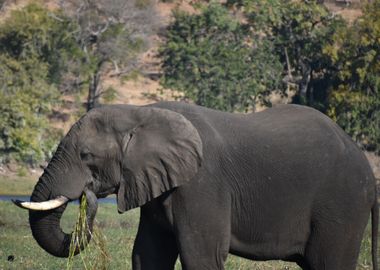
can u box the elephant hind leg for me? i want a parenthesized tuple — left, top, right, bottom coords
(302, 217, 368, 270)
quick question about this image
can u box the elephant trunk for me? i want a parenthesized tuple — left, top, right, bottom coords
(28, 177, 98, 258)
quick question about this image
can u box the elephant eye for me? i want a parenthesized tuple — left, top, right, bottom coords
(80, 149, 93, 161)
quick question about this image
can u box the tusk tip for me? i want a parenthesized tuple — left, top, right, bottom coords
(12, 199, 27, 209)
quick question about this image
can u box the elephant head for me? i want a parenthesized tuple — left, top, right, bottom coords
(13, 105, 203, 257)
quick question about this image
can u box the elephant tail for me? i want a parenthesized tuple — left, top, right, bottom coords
(372, 189, 379, 270)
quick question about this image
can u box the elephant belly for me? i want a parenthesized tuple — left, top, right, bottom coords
(229, 218, 310, 261)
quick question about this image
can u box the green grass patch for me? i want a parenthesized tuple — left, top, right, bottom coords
(0, 201, 139, 269)
(0, 201, 375, 269)
(0, 174, 37, 195)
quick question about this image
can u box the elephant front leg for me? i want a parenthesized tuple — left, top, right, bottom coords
(172, 196, 231, 270)
(175, 222, 231, 270)
(132, 210, 178, 270)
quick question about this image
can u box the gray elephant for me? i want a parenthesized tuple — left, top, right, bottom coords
(14, 102, 378, 270)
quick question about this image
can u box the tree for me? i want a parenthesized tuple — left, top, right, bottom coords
(0, 1, 161, 164)
(325, 0, 380, 153)
(0, 3, 83, 92)
(0, 3, 79, 164)
(160, 3, 283, 112)
(236, 0, 345, 110)
(60, 0, 161, 110)
(0, 55, 61, 164)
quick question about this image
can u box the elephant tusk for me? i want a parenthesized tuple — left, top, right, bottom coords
(12, 196, 69, 211)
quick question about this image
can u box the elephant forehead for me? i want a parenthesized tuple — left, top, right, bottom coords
(84, 133, 119, 152)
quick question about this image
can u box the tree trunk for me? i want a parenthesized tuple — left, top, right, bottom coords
(87, 60, 105, 111)
(87, 70, 101, 111)
(298, 61, 312, 104)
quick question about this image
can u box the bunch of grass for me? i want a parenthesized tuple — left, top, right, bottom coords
(67, 194, 110, 270)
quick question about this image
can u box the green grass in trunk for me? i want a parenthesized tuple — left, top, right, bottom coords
(67, 194, 111, 270)
(0, 201, 374, 269)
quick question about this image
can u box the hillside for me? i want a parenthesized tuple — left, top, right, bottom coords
(0, 0, 364, 116)
(0, 0, 378, 180)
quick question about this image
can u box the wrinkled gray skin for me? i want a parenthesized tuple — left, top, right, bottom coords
(28, 102, 378, 270)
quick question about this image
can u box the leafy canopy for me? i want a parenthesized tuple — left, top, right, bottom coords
(160, 3, 282, 112)
(160, 0, 380, 153)
(0, 55, 61, 164)
(0, 3, 82, 88)
(0, 3, 77, 164)
(238, 0, 345, 109)
(326, 0, 380, 153)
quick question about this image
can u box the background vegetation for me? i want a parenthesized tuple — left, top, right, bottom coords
(0, 0, 160, 165)
(161, 0, 380, 153)
(160, 3, 283, 112)
(0, 0, 378, 165)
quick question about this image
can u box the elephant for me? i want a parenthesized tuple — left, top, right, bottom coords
(14, 101, 378, 270)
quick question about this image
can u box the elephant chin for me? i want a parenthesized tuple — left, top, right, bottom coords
(29, 181, 98, 258)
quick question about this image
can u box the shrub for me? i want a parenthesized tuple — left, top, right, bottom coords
(160, 3, 283, 112)
(325, 1, 380, 153)
(0, 55, 62, 164)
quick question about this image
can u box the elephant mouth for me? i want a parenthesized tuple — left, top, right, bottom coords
(96, 187, 117, 198)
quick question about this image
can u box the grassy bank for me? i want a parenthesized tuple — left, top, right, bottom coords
(0, 201, 139, 269)
(0, 201, 374, 270)
(0, 174, 37, 195)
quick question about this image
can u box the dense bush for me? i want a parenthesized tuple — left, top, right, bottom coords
(0, 0, 379, 164)
(160, 4, 283, 112)
(0, 55, 61, 164)
(0, 4, 77, 164)
(0, 3, 82, 89)
(227, 0, 345, 110)
(160, 0, 380, 153)
(160, 1, 345, 111)
(325, 1, 380, 153)
(0, 1, 161, 164)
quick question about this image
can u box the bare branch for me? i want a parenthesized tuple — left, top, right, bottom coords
(47, 12, 65, 22)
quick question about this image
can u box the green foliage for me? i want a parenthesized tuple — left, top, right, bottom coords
(326, 0, 380, 153)
(101, 86, 118, 103)
(240, 0, 345, 109)
(160, 3, 282, 112)
(0, 55, 62, 164)
(0, 3, 83, 88)
(161, 0, 379, 152)
(136, 0, 154, 9)
(0, 1, 160, 164)
(160, 1, 345, 111)
(223, 0, 380, 152)
(0, 4, 74, 164)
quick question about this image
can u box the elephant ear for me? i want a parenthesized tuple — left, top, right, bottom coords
(117, 107, 203, 212)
